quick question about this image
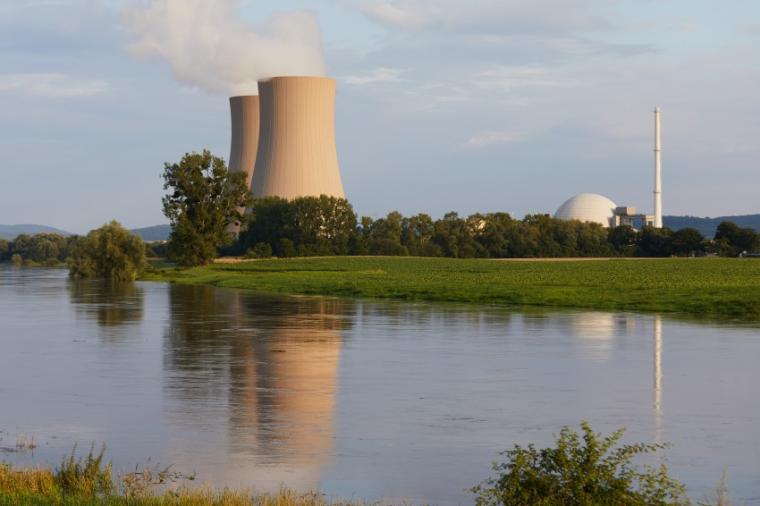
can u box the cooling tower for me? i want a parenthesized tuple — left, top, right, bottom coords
(252, 76, 345, 199)
(228, 95, 259, 233)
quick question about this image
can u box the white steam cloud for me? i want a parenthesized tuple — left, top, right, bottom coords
(123, 0, 326, 96)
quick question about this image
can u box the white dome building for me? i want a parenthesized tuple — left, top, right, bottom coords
(555, 193, 617, 228)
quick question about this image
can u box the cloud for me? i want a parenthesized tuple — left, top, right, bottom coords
(345, 67, 403, 85)
(0, 73, 109, 98)
(123, 0, 326, 95)
(462, 130, 524, 149)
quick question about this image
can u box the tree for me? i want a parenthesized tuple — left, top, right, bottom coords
(608, 226, 639, 256)
(714, 220, 760, 256)
(669, 228, 705, 257)
(240, 195, 357, 257)
(162, 150, 251, 266)
(637, 226, 673, 257)
(471, 422, 689, 506)
(0, 238, 8, 261)
(68, 221, 146, 281)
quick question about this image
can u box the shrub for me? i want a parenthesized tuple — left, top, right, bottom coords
(245, 242, 273, 259)
(68, 221, 146, 281)
(471, 421, 689, 506)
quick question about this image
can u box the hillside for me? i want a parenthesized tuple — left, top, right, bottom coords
(664, 214, 760, 238)
(0, 224, 72, 240)
(130, 224, 171, 242)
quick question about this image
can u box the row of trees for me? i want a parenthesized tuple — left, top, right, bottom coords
(153, 151, 760, 265)
(7, 151, 757, 272)
(0, 233, 78, 265)
(234, 197, 758, 260)
(1, 223, 146, 281)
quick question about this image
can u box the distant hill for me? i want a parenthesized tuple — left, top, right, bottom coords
(130, 224, 171, 242)
(664, 214, 760, 238)
(0, 224, 73, 241)
(1, 223, 171, 242)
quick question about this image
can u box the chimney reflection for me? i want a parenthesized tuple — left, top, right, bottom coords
(163, 285, 350, 488)
(653, 315, 663, 440)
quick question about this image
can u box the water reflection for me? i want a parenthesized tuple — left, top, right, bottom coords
(68, 280, 144, 328)
(654, 315, 663, 440)
(162, 285, 351, 488)
(4, 267, 760, 504)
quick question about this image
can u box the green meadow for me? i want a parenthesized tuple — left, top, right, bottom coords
(144, 256, 760, 321)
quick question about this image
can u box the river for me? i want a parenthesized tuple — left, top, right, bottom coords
(1, 266, 759, 504)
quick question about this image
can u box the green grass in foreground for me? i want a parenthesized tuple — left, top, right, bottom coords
(143, 256, 760, 321)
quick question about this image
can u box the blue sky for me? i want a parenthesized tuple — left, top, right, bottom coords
(1, 0, 758, 233)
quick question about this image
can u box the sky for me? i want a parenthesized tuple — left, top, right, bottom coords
(1, 0, 759, 233)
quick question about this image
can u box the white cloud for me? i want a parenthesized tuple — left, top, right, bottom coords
(345, 67, 403, 85)
(462, 130, 524, 149)
(0, 73, 109, 98)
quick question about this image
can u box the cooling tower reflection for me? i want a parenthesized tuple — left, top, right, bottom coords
(162, 285, 350, 490)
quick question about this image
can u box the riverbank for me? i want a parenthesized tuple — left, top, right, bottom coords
(143, 256, 760, 321)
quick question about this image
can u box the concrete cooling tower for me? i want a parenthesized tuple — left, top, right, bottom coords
(228, 95, 260, 189)
(228, 96, 260, 233)
(251, 76, 345, 199)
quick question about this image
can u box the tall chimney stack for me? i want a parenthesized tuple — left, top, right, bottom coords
(654, 107, 662, 228)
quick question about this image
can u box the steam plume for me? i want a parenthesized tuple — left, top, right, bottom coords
(123, 0, 326, 95)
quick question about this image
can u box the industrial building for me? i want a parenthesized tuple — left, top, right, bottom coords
(227, 76, 345, 207)
(554, 108, 663, 229)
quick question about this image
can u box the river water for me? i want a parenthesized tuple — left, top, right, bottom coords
(1, 266, 759, 504)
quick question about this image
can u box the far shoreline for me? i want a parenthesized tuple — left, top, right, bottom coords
(142, 256, 760, 322)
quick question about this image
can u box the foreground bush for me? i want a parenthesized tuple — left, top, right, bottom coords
(68, 221, 146, 281)
(471, 421, 689, 506)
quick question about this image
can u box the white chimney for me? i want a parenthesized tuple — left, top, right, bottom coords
(654, 107, 663, 228)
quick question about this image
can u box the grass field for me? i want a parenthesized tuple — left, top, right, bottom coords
(143, 256, 760, 321)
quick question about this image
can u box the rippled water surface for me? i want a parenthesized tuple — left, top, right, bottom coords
(1, 266, 759, 504)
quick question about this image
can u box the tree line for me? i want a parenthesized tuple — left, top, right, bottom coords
(4, 151, 758, 274)
(230, 196, 760, 261)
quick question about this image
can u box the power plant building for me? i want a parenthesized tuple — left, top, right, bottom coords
(554, 108, 662, 230)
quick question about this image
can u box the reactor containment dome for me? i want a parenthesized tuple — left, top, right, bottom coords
(554, 193, 617, 228)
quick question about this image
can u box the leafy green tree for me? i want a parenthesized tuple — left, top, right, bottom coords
(27, 233, 66, 263)
(714, 220, 760, 255)
(68, 221, 146, 281)
(637, 226, 674, 257)
(669, 228, 705, 257)
(162, 150, 251, 266)
(0, 238, 8, 261)
(471, 421, 689, 506)
(608, 226, 639, 256)
(245, 242, 273, 259)
(240, 195, 357, 256)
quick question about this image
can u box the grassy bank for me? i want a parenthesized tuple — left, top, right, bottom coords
(143, 256, 760, 320)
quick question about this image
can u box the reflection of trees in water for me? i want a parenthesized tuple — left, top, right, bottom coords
(67, 280, 144, 328)
(356, 301, 510, 335)
(163, 284, 352, 466)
